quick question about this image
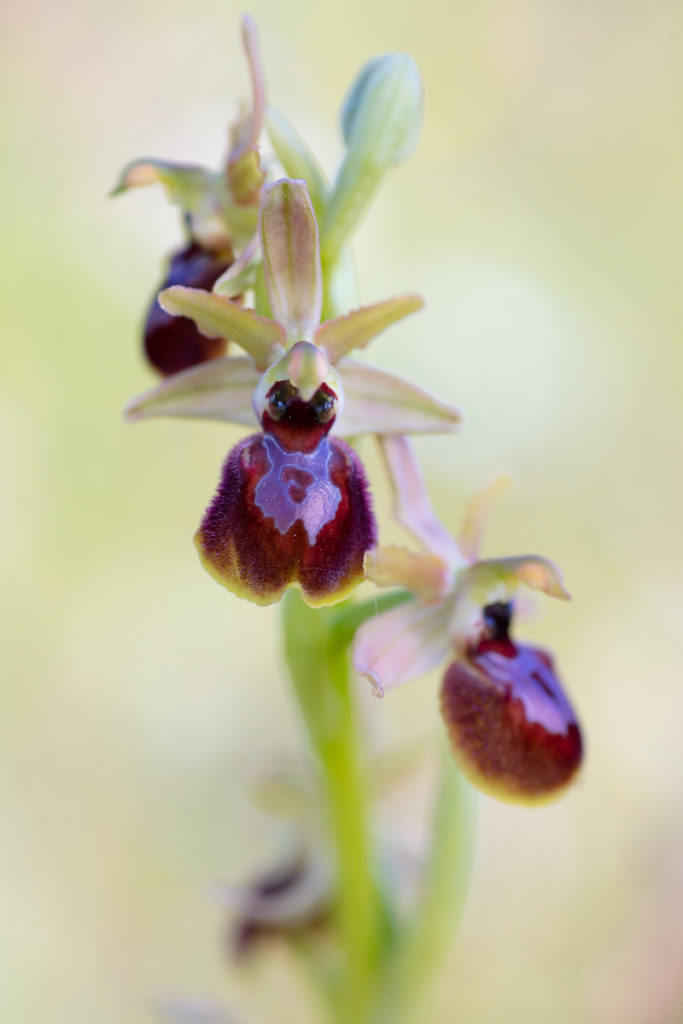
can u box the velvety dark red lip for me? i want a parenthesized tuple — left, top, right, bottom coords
(440, 602, 582, 803)
(197, 431, 376, 606)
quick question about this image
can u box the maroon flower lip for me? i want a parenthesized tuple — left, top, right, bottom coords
(144, 243, 234, 376)
(196, 381, 377, 605)
(440, 602, 583, 803)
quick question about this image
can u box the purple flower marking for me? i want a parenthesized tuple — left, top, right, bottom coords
(254, 435, 342, 544)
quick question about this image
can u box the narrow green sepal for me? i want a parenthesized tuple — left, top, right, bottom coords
(260, 179, 323, 342)
(109, 158, 215, 202)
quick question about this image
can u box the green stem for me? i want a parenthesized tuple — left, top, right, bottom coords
(282, 591, 379, 1022)
(376, 750, 476, 1024)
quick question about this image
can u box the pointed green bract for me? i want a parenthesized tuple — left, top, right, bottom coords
(321, 54, 423, 263)
(336, 361, 462, 437)
(315, 294, 424, 365)
(158, 286, 285, 370)
(124, 356, 260, 425)
(260, 179, 323, 343)
(266, 107, 330, 219)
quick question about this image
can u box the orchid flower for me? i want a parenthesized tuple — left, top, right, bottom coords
(125, 179, 461, 607)
(353, 437, 582, 804)
(111, 16, 266, 375)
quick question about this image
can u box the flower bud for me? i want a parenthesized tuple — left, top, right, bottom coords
(144, 243, 234, 376)
(321, 53, 423, 262)
(440, 603, 582, 804)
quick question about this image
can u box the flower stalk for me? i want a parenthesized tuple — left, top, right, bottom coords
(282, 590, 379, 1022)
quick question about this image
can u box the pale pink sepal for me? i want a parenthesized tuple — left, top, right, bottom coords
(124, 356, 260, 426)
(378, 436, 464, 567)
(364, 545, 450, 602)
(260, 180, 322, 342)
(353, 596, 455, 696)
(334, 361, 462, 437)
(457, 473, 514, 561)
(314, 294, 424, 365)
(158, 286, 285, 370)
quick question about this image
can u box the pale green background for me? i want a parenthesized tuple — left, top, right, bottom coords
(2, 0, 682, 1021)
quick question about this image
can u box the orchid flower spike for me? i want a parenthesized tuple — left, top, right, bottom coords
(111, 16, 266, 375)
(125, 180, 462, 607)
(353, 437, 583, 804)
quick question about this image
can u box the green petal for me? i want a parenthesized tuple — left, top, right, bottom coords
(260, 179, 322, 342)
(315, 294, 423, 365)
(212, 234, 260, 298)
(110, 158, 233, 250)
(124, 356, 260, 425)
(459, 556, 572, 605)
(158, 286, 285, 370)
(364, 544, 451, 601)
(457, 474, 514, 561)
(110, 158, 217, 205)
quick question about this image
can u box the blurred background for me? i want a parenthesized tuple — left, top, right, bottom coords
(2, 0, 683, 1021)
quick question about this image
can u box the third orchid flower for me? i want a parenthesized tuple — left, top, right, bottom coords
(353, 437, 583, 804)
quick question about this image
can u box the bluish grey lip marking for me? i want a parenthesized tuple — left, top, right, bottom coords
(254, 434, 342, 544)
